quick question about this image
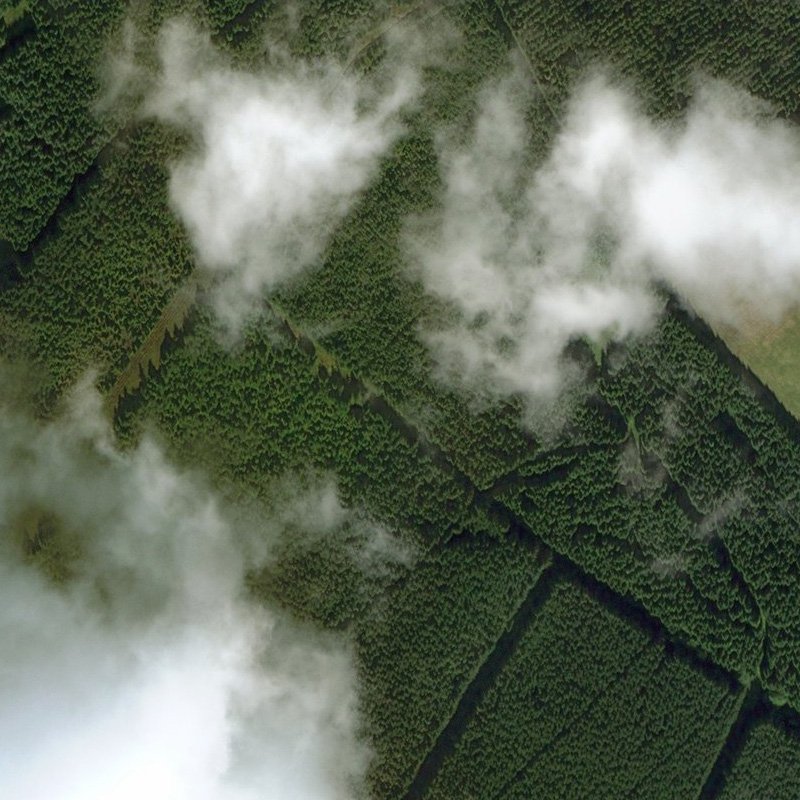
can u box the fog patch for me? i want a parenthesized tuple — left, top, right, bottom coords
(251, 471, 416, 626)
(651, 552, 688, 580)
(95, 17, 147, 122)
(696, 491, 748, 540)
(617, 437, 667, 495)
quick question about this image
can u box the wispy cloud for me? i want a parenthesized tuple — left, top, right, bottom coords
(144, 18, 423, 335)
(407, 61, 800, 412)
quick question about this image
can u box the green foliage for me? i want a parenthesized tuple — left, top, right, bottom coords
(248, 517, 410, 629)
(498, 0, 800, 118)
(483, 307, 800, 709)
(355, 534, 549, 799)
(6, 1, 800, 795)
(597, 315, 800, 704)
(0, 0, 126, 250)
(425, 578, 743, 800)
(276, 0, 543, 490)
(0, 123, 192, 408)
(718, 719, 800, 800)
(206, 0, 385, 62)
(106, 279, 198, 417)
(500, 406, 761, 678)
(9, 508, 80, 584)
(122, 306, 495, 544)
(203, 0, 252, 31)
(1, 1, 30, 30)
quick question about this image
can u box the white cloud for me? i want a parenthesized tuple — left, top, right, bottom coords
(145, 18, 421, 334)
(0, 384, 369, 800)
(408, 63, 800, 410)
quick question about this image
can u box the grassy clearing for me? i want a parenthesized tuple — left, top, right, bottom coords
(717, 311, 800, 422)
